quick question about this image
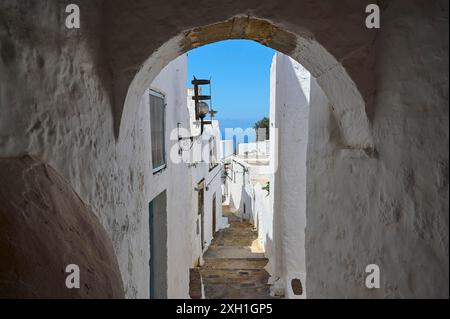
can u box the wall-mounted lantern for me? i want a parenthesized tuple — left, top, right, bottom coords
(192, 76, 218, 134)
(197, 101, 210, 119)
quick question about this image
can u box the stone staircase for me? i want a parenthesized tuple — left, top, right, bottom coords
(197, 207, 272, 299)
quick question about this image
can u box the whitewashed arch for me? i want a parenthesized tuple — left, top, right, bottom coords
(117, 16, 374, 151)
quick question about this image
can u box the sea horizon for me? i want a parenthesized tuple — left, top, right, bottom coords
(216, 118, 260, 152)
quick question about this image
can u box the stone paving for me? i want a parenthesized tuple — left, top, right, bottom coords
(199, 206, 272, 299)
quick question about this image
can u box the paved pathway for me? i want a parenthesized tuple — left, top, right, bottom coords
(199, 206, 272, 299)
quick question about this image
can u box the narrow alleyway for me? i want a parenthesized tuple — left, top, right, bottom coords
(199, 206, 272, 298)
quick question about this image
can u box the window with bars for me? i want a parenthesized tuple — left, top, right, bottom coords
(149, 90, 166, 173)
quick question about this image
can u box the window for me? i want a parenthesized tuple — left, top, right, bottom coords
(150, 90, 166, 173)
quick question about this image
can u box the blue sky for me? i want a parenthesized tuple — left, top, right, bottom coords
(187, 40, 275, 140)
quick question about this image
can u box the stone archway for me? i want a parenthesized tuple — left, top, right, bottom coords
(111, 14, 376, 298)
(0, 0, 447, 299)
(107, 15, 374, 151)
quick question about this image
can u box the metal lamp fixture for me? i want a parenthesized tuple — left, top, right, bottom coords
(197, 101, 210, 119)
(191, 76, 218, 134)
(209, 109, 218, 118)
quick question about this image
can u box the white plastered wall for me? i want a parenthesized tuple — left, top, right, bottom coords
(142, 54, 193, 298)
(269, 53, 311, 298)
(187, 94, 227, 264)
(1, 0, 447, 299)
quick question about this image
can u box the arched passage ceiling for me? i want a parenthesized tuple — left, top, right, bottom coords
(104, 0, 377, 150)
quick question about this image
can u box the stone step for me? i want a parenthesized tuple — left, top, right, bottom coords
(189, 268, 202, 299)
(200, 269, 269, 284)
(209, 243, 260, 249)
(203, 284, 272, 299)
(203, 247, 265, 259)
(194, 207, 273, 298)
(202, 258, 268, 269)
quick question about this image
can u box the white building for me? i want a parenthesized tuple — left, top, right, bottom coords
(237, 140, 270, 157)
(268, 53, 311, 299)
(222, 52, 317, 299)
(136, 55, 192, 298)
(186, 89, 228, 265)
(220, 140, 233, 162)
(224, 155, 272, 228)
(135, 55, 227, 298)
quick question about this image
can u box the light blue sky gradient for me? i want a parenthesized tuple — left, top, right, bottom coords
(187, 40, 275, 141)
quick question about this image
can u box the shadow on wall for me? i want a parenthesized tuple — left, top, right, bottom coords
(228, 189, 236, 212)
(264, 233, 274, 274)
(0, 156, 124, 298)
(240, 184, 253, 220)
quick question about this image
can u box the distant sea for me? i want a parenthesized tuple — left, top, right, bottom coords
(217, 118, 258, 152)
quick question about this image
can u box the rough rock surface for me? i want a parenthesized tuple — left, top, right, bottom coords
(0, 156, 124, 298)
